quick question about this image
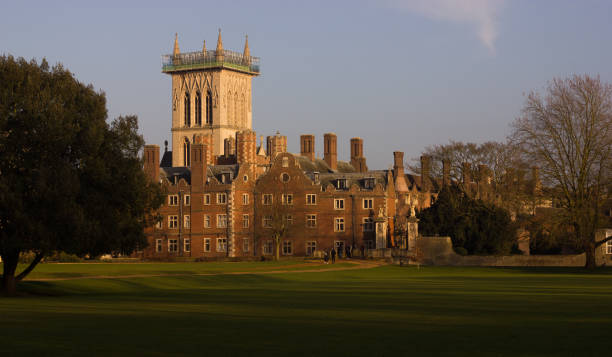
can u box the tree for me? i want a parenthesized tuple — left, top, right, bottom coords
(256, 193, 294, 260)
(512, 75, 612, 268)
(418, 186, 517, 255)
(0, 56, 163, 294)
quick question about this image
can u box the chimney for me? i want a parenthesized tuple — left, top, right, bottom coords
(143, 145, 160, 182)
(268, 131, 287, 158)
(191, 143, 207, 190)
(323, 133, 337, 171)
(462, 162, 472, 186)
(195, 134, 214, 165)
(393, 151, 404, 179)
(420, 155, 431, 191)
(236, 130, 256, 164)
(478, 164, 490, 184)
(350, 137, 367, 173)
(224, 137, 235, 157)
(442, 159, 451, 186)
(300, 134, 315, 161)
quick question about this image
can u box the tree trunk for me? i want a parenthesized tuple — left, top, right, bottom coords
(1, 252, 19, 296)
(584, 241, 597, 269)
(275, 237, 280, 261)
(16, 252, 44, 281)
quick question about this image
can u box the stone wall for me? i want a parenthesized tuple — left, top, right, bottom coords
(391, 232, 612, 267)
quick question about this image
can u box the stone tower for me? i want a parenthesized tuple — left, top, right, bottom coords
(162, 30, 260, 166)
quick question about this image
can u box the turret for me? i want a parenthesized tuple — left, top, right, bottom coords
(215, 28, 224, 62)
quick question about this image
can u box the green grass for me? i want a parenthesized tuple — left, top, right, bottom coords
(1, 263, 612, 356)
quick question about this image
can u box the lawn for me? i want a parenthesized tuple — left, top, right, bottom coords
(1, 262, 611, 356)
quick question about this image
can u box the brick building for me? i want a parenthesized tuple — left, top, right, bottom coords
(139, 32, 441, 259)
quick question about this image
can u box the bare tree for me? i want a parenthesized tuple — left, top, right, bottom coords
(512, 75, 612, 268)
(256, 192, 294, 261)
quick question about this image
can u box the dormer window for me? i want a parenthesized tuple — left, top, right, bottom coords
(313, 172, 320, 183)
(221, 173, 231, 184)
(336, 178, 347, 189)
(364, 177, 376, 189)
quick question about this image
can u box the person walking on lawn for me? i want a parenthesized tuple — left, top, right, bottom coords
(331, 248, 336, 264)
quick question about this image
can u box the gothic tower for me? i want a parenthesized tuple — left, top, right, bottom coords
(162, 30, 260, 166)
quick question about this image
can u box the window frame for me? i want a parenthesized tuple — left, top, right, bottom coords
(184, 194, 191, 206)
(217, 214, 228, 228)
(217, 192, 227, 204)
(168, 215, 178, 229)
(204, 194, 211, 205)
(306, 194, 317, 205)
(183, 215, 191, 228)
(168, 239, 178, 253)
(243, 238, 250, 253)
(363, 217, 374, 232)
(216, 238, 227, 252)
(363, 198, 373, 209)
(155, 239, 163, 253)
(306, 241, 317, 256)
(243, 214, 249, 228)
(334, 198, 345, 210)
(184, 238, 191, 253)
(263, 194, 273, 205)
(203, 238, 211, 252)
(334, 217, 345, 232)
(242, 193, 249, 205)
(282, 240, 293, 255)
(203, 214, 211, 228)
(282, 194, 293, 205)
(306, 214, 317, 228)
(168, 194, 179, 206)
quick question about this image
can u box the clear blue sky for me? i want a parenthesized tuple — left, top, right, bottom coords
(2, 0, 611, 169)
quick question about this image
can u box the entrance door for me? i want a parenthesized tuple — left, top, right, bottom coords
(335, 241, 345, 258)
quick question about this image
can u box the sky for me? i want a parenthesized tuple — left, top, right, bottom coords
(2, 0, 612, 169)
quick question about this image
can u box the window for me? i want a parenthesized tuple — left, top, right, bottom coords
(168, 215, 178, 229)
(155, 219, 163, 229)
(184, 92, 191, 127)
(217, 238, 227, 252)
(363, 198, 373, 209)
(284, 215, 293, 226)
(168, 195, 179, 206)
(184, 215, 191, 228)
(243, 175, 248, 182)
(184, 238, 191, 253)
(243, 214, 249, 228)
(263, 194, 273, 205)
(205, 90, 213, 125)
(282, 240, 293, 255)
(363, 217, 374, 232)
(607, 240, 612, 255)
(195, 91, 202, 126)
(363, 178, 376, 189)
(217, 214, 227, 228)
(203, 238, 211, 252)
(306, 214, 317, 228)
(204, 194, 211, 205)
(184, 194, 190, 206)
(217, 193, 227, 204)
(281, 173, 290, 182)
(243, 238, 250, 253)
(335, 217, 345, 232)
(365, 240, 375, 249)
(263, 240, 273, 255)
(306, 194, 317, 205)
(282, 194, 293, 205)
(168, 239, 178, 253)
(336, 179, 347, 189)
(156, 239, 163, 253)
(203, 215, 211, 228)
(306, 241, 317, 256)
(263, 215, 272, 228)
(183, 138, 190, 166)
(334, 199, 345, 210)
(242, 193, 249, 205)
(282, 157, 289, 167)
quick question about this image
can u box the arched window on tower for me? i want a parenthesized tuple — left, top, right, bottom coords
(184, 92, 191, 127)
(206, 90, 213, 125)
(183, 137, 191, 167)
(195, 91, 202, 126)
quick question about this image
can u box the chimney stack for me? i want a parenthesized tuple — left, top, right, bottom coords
(323, 133, 337, 171)
(143, 145, 160, 182)
(421, 155, 431, 191)
(442, 159, 451, 186)
(393, 151, 404, 179)
(350, 137, 367, 172)
(190, 143, 208, 190)
(300, 134, 315, 161)
(236, 130, 256, 164)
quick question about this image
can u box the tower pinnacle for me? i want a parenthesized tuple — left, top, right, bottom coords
(173, 33, 180, 56)
(202, 40, 206, 53)
(216, 28, 224, 62)
(243, 35, 250, 59)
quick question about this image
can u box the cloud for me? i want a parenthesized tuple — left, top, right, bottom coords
(391, 0, 506, 54)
